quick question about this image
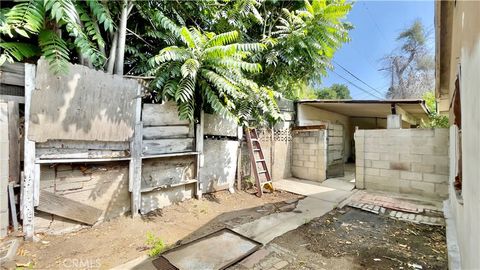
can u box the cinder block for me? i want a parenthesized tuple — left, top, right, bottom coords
(365, 160, 372, 168)
(380, 169, 400, 178)
(411, 146, 435, 155)
(304, 137, 315, 144)
(410, 181, 435, 195)
(365, 152, 380, 160)
(304, 161, 314, 168)
(411, 163, 435, 173)
(422, 155, 449, 166)
(400, 171, 422, 181)
(390, 161, 410, 171)
(292, 149, 303, 155)
(298, 155, 308, 161)
(435, 164, 449, 176)
(365, 168, 380, 176)
(308, 156, 317, 162)
(380, 153, 399, 161)
(423, 173, 448, 183)
(433, 146, 448, 155)
(356, 159, 364, 167)
(292, 160, 303, 167)
(372, 160, 390, 169)
(435, 183, 449, 197)
(400, 153, 422, 163)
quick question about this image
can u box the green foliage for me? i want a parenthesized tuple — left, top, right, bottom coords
(0, 0, 115, 73)
(146, 17, 280, 125)
(420, 91, 449, 128)
(315, 83, 351, 99)
(145, 231, 165, 257)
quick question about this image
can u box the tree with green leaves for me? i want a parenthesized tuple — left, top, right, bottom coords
(315, 83, 351, 99)
(381, 19, 434, 99)
(420, 91, 448, 128)
(0, 0, 131, 74)
(146, 12, 279, 124)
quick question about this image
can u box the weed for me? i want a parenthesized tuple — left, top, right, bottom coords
(145, 231, 165, 257)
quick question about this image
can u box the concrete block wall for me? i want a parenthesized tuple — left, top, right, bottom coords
(291, 129, 327, 182)
(355, 129, 449, 198)
(327, 124, 344, 177)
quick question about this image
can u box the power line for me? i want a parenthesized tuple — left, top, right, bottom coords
(331, 70, 384, 100)
(332, 60, 386, 98)
(362, 2, 389, 43)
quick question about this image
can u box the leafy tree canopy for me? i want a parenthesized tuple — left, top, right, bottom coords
(315, 83, 351, 99)
(0, 0, 353, 125)
(420, 91, 448, 128)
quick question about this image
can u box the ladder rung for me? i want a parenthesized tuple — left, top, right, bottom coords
(253, 149, 261, 152)
(255, 159, 265, 163)
(258, 170, 268, 174)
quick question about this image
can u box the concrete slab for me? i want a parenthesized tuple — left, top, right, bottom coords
(233, 197, 336, 244)
(321, 179, 355, 191)
(275, 179, 353, 203)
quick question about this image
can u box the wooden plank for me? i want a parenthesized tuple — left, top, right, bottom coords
(7, 102, 20, 184)
(141, 156, 195, 190)
(141, 151, 199, 160)
(0, 102, 9, 238)
(130, 85, 142, 217)
(35, 157, 131, 164)
(37, 190, 102, 225)
(36, 140, 129, 150)
(195, 111, 204, 199)
(29, 59, 139, 142)
(143, 126, 191, 140)
(142, 102, 189, 126)
(0, 63, 25, 86)
(8, 182, 18, 230)
(36, 148, 128, 159)
(142, 138, 194, 155)
(141, 179, 197, 193)
(22, 63, 36, 239)
(0, 94, 25, 104)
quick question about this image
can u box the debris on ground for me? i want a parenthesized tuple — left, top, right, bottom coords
(232, 207, 448, 270)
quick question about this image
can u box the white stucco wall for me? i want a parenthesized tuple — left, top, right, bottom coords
(297, 104, 352, 161)
(447, 26, 480, 269)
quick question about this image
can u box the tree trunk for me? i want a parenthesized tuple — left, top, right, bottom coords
(114, 0, 129, 75)
(107, 31, 118, 74)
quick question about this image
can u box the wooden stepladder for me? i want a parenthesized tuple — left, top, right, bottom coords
(245, 128, 273, 197)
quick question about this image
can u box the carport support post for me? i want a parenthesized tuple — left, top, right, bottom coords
(387, 114, 402, 129)
(23, 63, 36, 240)
(195, 111, 204, 199)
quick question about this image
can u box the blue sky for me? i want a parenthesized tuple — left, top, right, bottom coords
(319, 0, 435, 99)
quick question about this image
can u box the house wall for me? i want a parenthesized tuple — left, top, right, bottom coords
(354, 129, 449, 199)
(291, 129, 327, 182)
(297, 104, 352, 162)
(442, 1, 480, 268)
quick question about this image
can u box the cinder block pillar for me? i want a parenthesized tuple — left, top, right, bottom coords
(387, 114, 402, 129)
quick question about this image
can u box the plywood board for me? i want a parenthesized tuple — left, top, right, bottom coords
(143, 126, 191, 140)
(141, 156, 195, 190)
(142, 102, 189, 126)
(143, 138, 194, 155)
(7, 101, 20, 183)
(0, 62, 25, 86)
(204, 113, 238, 137)
(28, 59, 139, 142)
(37, 190, 103, 225)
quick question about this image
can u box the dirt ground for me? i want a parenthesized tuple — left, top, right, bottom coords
(268, 207, 447, 270)
(6, 190, 301, 269)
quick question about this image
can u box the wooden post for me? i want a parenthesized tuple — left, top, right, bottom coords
(23, 63, 36, 240)
(7, 101, 19, 184)
(8, 182, 18, 230)
(194, 111, 204, 199)
(0, 102, 9, 238)
(129, 85, 142, 217)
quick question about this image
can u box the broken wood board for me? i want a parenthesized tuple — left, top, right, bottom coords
(29, 59, 139, 142)
(37, 190, 103, 225)
(143, 138, 194, 155)
(143, 102, 189, 126)
(156, 228, 261, 270)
